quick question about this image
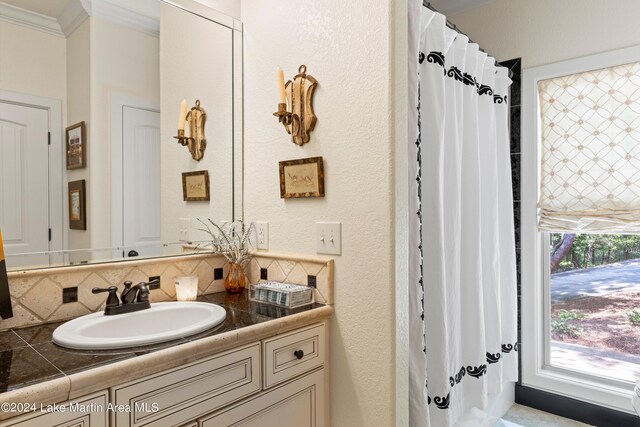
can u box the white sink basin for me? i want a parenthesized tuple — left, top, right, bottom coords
(52, 302, 226, 350)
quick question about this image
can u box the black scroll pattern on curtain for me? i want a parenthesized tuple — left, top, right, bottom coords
(427, 343, 518, 409)
(419, 51, 507, 103)
(416, 51, 428, 401)
(426, 342, 518, 409)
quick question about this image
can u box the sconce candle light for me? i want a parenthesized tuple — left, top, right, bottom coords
(273, 65, 318, 146)
(175, 99, 207, 161)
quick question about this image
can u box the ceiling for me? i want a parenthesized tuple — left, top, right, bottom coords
(428, 0, 495, 15)
(1, 0, 69, 18)
(5, 0, 492, 22)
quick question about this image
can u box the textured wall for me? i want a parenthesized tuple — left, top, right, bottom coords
(193, 0, 241, 19)
(66, 20, 92, 258)
(159, 2, 234, 243)
(241, 1, 396, 425)
(90, 17, 160, 249)
(0, 21, 67, 109)
(447, 0, 640, 69)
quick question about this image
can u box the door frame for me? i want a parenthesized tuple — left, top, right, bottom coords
(110, 93, 160, 256)
(0, 89, 64, 260)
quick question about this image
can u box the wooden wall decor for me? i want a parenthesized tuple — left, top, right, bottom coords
(66, 121, 86, 169)
(68, 180, 87, 230)
(273, 65, 318, 146)
(279, 157, 325, 198)
(182, 170, 210, 201)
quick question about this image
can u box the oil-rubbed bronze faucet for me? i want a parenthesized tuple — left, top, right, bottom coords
(92, 279, 160, 315)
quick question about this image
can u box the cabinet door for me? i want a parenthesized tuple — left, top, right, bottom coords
(201, 369, 325, 427)
(0, 392, 108, 427)
(112, 343, 261, 427)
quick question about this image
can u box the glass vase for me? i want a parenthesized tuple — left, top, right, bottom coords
(225, 262, 247, 293)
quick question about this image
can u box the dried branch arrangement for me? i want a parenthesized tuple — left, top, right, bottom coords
(196, 219, 256, 266)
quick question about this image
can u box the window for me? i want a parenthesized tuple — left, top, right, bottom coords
(547, 232, 640, 384)
(522, 46, 640, 414)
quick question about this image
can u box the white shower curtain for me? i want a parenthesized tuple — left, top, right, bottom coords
(408, 6, 518, 427)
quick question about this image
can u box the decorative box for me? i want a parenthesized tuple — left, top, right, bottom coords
(250, 281, 313, 308)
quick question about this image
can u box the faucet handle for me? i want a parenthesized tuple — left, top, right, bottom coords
(135, 279, 160, 303)
(92, 286, 120, 308)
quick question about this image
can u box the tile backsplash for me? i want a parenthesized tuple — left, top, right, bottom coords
(246, 253, 334, 306)
(2, 252, 333, 331)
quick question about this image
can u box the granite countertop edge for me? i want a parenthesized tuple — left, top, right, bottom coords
(0, 305, 333, 420)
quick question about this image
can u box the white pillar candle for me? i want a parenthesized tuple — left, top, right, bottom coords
(177, 99, 187, 130)
(276, 68, 286, 104)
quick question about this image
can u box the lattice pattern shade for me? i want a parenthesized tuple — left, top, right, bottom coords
(538, 61, 640, 232)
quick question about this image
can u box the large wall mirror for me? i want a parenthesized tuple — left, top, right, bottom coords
(0, 0, 243, 271)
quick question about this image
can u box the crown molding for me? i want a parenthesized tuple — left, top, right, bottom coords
(0, 1, 64, 37)
(92, 0, 159, 38)
(0, 0, 158, 39)
(57, 0, 89, 37)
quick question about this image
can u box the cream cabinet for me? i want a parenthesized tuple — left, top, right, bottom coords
(0, 392, 108, 427)
(263, 323, 325, 388)
(200, 369, 325, 427)
(111, 343, 261, 427)
(0, 322, 328, 427)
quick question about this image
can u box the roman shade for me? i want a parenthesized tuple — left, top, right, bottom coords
(538, 61, 640, 232)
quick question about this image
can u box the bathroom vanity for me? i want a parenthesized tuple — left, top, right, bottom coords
(0, 290, 331, 427)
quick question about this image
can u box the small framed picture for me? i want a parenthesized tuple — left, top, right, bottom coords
(68, 180, 86, 230)
(182, 170, 210, 201)
(66, 121, 86, 169)
(279, 156, 325, 198)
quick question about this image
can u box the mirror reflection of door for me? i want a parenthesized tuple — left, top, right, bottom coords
(122, 106, 161, 258)
(0, 101, 50, 268)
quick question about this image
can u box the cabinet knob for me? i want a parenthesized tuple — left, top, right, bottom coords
(294, 350, 304, 360)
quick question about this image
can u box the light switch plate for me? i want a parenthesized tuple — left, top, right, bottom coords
(316, 222, 341, 255)
(255, 221, 269, 250)
(179, 218, 191, 242)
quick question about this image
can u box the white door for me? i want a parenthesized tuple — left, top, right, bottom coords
(0, 101, 49, 268)
(122, 106, 161, 258)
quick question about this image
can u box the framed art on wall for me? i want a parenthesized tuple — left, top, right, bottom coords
(182, 170, 210, 201)
(279, 156, 325, 198)
(66, 121, 86, 169)
(68, 180, 86, 230)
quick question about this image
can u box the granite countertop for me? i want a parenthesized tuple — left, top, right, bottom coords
(0, 291, 327, 395)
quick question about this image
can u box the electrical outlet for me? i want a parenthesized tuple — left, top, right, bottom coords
(307, 275, 317, 288)
(255, 221, 269, 250)
(179, 218, 191, 242)
(316, 222, 341, 255)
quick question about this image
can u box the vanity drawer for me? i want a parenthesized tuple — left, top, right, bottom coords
(263, 323, 325, 388)
(111, 343, 261, 427)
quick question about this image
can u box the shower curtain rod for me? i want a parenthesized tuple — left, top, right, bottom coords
(422, 1, 514, 78)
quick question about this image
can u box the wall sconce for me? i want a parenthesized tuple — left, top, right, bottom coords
(273, 65, 318, 146)
(175, 99, 207, 161)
